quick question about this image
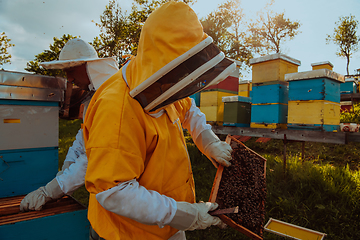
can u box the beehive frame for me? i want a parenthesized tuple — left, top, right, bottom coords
(209, 135, 267, 240)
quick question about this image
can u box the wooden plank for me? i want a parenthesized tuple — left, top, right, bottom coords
(211, 126, 347, 144)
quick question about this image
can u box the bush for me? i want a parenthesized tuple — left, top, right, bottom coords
(340, 102, 360, 123)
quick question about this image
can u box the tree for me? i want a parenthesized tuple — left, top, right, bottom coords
(201, 0, 253, 69)
(94, 0, 195, 65)
(249, 3, 301, 54)
(0, 32, 15, 65)
(25, 34, 78, 77)
(326, 15, 360, 75)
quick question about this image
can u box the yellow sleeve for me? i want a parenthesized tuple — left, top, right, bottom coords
(84, 77, 147, 194)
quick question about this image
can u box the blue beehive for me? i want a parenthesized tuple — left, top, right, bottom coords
(285, 69, 344, 132)
(340, 79, 357, 94)
(0, 70, 89, 239)
(250, 81, 289, 129)
(189, 92, 200, 107)
(285, 69, 344, 102)
(251, 81, 289, 104)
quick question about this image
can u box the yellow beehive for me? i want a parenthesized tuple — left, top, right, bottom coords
(249, 53, 301, 83)
(200, 90, 237, 123)
(238, 81, 252, 97)
(311, 61, 333, 71)
(288, 100, 340, 125)
(250, 123, 287, 129)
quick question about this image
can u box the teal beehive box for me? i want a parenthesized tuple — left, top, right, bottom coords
(0, 70, 89, 240)
(341, 78, 357, 94)
(189, 92, 200, 107)
(285, 69, 344, 102)
(285, 69, 344, 132)
(223, 96, 251, 127)
(251, 81, 289, 104)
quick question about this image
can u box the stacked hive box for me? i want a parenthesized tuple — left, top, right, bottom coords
(238, 80, 252, 97)
(200, 63, 240, 125)
(341, 78, 357, 95)
(222, 96, 251, 127)
(189, 92, 200, 107)
(249, 53, 301, 129)
(285, 69, 345, 132)
(311, 61, 333, 71)
(0, 70, 89, 239)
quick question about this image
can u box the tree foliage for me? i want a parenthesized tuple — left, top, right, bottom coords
(201, 0, 252, 66)
(94, 0, 195, 65)
(248, 2, 301, 54)
(25, 34, 78, 77)
(326, 15, 359, 75)
(0, 32, 15, 66)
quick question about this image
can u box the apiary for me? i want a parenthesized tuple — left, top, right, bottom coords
(311, 61, 333, 71)
(285, 69, 344, 132)
(201, 64, 240, 124)
(222, 96, 251, 127)
(238, 80, 252, 97)
(0, 70, 89, 239)
(0, 195, 89, 240)
(250, 81, 288, 129)
(251, 81, 288, 104)
(205, 63, 240, 93)
(189, 92, 200, 107)
(340, 78, 357, 94)
(249, 53, 301, 83)
(287, 100, 340, 132)
(250, 103, 288, 129)
(210, 135, 267, 240)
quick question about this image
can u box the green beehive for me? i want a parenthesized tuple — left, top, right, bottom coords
(223, 96, 251, 127)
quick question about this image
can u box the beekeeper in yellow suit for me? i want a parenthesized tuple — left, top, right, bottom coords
(84, 2, 236, 240)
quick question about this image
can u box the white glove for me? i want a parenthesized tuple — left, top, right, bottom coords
(169, 201, 223, 231)
(195, 129, 232, 167)
(20, 178, 64, 211)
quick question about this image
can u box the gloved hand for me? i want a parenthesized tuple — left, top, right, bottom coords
(195, 129, 232, 167)
(20, 178, 64, 211)
(169, 201, 224, 231)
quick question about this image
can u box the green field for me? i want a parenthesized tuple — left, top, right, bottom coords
(60, 119, 360, 240)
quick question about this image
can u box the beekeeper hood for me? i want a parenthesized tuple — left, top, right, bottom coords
(125, 1, 236, 112)
(41, 38, 118, 91)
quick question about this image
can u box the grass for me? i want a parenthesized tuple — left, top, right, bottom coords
(59, 119, 360, 239)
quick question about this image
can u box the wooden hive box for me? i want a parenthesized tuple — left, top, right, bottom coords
(200, 90, 237, 124)
(250, 103, 288, 129)
(0, 195, 89, 240)
(223, 96, 251, 127)
(238, 81, 252, 97)
(251, 81, 289, 104)
(287, 100, 340, 132)
(209, 135, 267, 240)
(285, 69, 344, 103)
(189, 92, 201, 107)
(0, 71, 64, 198)
(340, 79, 357, 94)
(311, 61, 333, 71)
(249, 54, 301, 83)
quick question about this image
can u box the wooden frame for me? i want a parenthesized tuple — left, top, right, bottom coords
(209, 135, 267, 240)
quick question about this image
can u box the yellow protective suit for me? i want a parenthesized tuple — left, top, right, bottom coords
(84, 2, 207, 239)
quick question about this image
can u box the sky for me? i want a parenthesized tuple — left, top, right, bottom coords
(0, 0, 359, 79)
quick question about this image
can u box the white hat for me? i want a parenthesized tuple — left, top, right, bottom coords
(41, 38, 106, 69)
(41, 38, 119, 91)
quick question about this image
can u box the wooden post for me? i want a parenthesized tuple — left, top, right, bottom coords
(283, 135, 287, 174)
(301, 141, 305, 162)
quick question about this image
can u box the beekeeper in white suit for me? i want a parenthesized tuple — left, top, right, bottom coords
(19, 38, 119, 211)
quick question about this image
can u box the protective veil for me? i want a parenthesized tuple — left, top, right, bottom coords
(84, 2, 234, 240)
